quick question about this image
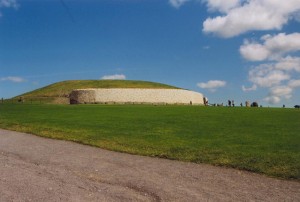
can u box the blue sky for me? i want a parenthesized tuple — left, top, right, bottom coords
(1, 0, 300, 107)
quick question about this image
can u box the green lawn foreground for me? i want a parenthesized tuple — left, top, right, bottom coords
(0, 104, 299, 180)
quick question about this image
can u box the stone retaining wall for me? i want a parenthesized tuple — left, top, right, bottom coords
(70, 88, 204, 105)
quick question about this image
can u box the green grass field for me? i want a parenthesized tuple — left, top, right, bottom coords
(0, 104, 299, 180)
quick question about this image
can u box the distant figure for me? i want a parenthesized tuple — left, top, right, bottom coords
(228, 100, 231, 107)
(246, 101, 250, 107)
(203, 97, 208, 106)
(240, 102, 243, 107)
(251, 102, 258, 107)
(232, 100, 235, 107)
(283, 104, 285, 108)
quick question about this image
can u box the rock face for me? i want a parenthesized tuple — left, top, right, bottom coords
(70, 88, 204, 105)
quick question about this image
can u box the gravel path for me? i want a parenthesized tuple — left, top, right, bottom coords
(0, 129, 299, 201)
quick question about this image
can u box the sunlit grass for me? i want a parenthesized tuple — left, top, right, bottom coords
(0, 104, 299, 179)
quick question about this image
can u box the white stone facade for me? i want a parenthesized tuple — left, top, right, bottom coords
(69, 88, 204, 105)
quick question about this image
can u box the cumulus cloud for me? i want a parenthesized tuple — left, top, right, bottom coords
(205, 0, 240, 13)
(242, 84, 257, 92)
(240, 41, 271, 61)
(169, 0, 191, 8)
(246, 61, 300, 104)
(241, 32, 300, 104)
(0, 0, 19, 17)
(246, 61, 299, 103)
(275, 56, 300, 72)
(240, 33, 300, 61)
(0, 0, 18, 8)
(202, 45, 210, 50)
(263, 96, 281, 104)
(199, 1, 300, 104)
(101, 74, 126, 80)
(270, 85, 293, 99)
(288, 79, 300, 88)
(264, 85, 293, 104)
(197, 80, 226, 92)
(0, 76, 26, 83)
(248, 64, 290, 88)
(203, 0, 300, 38)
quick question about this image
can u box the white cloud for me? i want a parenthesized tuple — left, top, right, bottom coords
(169, 0, 191, 8)
(0, 0, 19, 17)
(200, 1, 300, 104)
(101, 74, 126, 80)
(204, 0, 240, 13)
(0, 76, 26, 83)
(0, 0, 18, 9)
(294, 11, 300, 22)
(242, 84, 257, 92)
(246, 59, 300, 104)
(240, 33, 300, 61)
(202, 45, 210, 50)
(269, 85, 293, 99)
(275, 56, 300, 72)
(0, 0, 18, 12)
(288, 79, 300, 88)
(197, 80, 226, 92)
(264, 85, 293, 104)
(240, 41, 270, 61)
(203, 0, 300, 38)
(241, 33, 300, 104)
(263, 33, 300, 55)
(263, 96, 281, 104)
(248, 64, 290, 88)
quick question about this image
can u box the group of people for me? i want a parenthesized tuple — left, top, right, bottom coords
(228, 100, 257, 107)
(228, 100, 235, 107)
(204, 98, 260, 107)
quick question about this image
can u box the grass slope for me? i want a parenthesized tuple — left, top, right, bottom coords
(14, 80, 179, 103)
(0, 104, 299, 180)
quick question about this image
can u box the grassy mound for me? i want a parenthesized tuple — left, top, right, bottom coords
(14, 80, 179, 104)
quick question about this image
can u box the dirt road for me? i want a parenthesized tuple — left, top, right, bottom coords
(0, 129, 299, 201)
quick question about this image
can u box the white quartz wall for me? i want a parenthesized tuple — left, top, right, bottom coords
(70, 88, 204, 105)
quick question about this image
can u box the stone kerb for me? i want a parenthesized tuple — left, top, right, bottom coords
(69, 88, 204, 105)
(70, 89, 96, 104)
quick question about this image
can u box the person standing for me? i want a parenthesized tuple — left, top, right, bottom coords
(228, 100, 231, 107)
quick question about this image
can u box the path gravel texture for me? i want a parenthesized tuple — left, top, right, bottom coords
(0, 129, 299, 202)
